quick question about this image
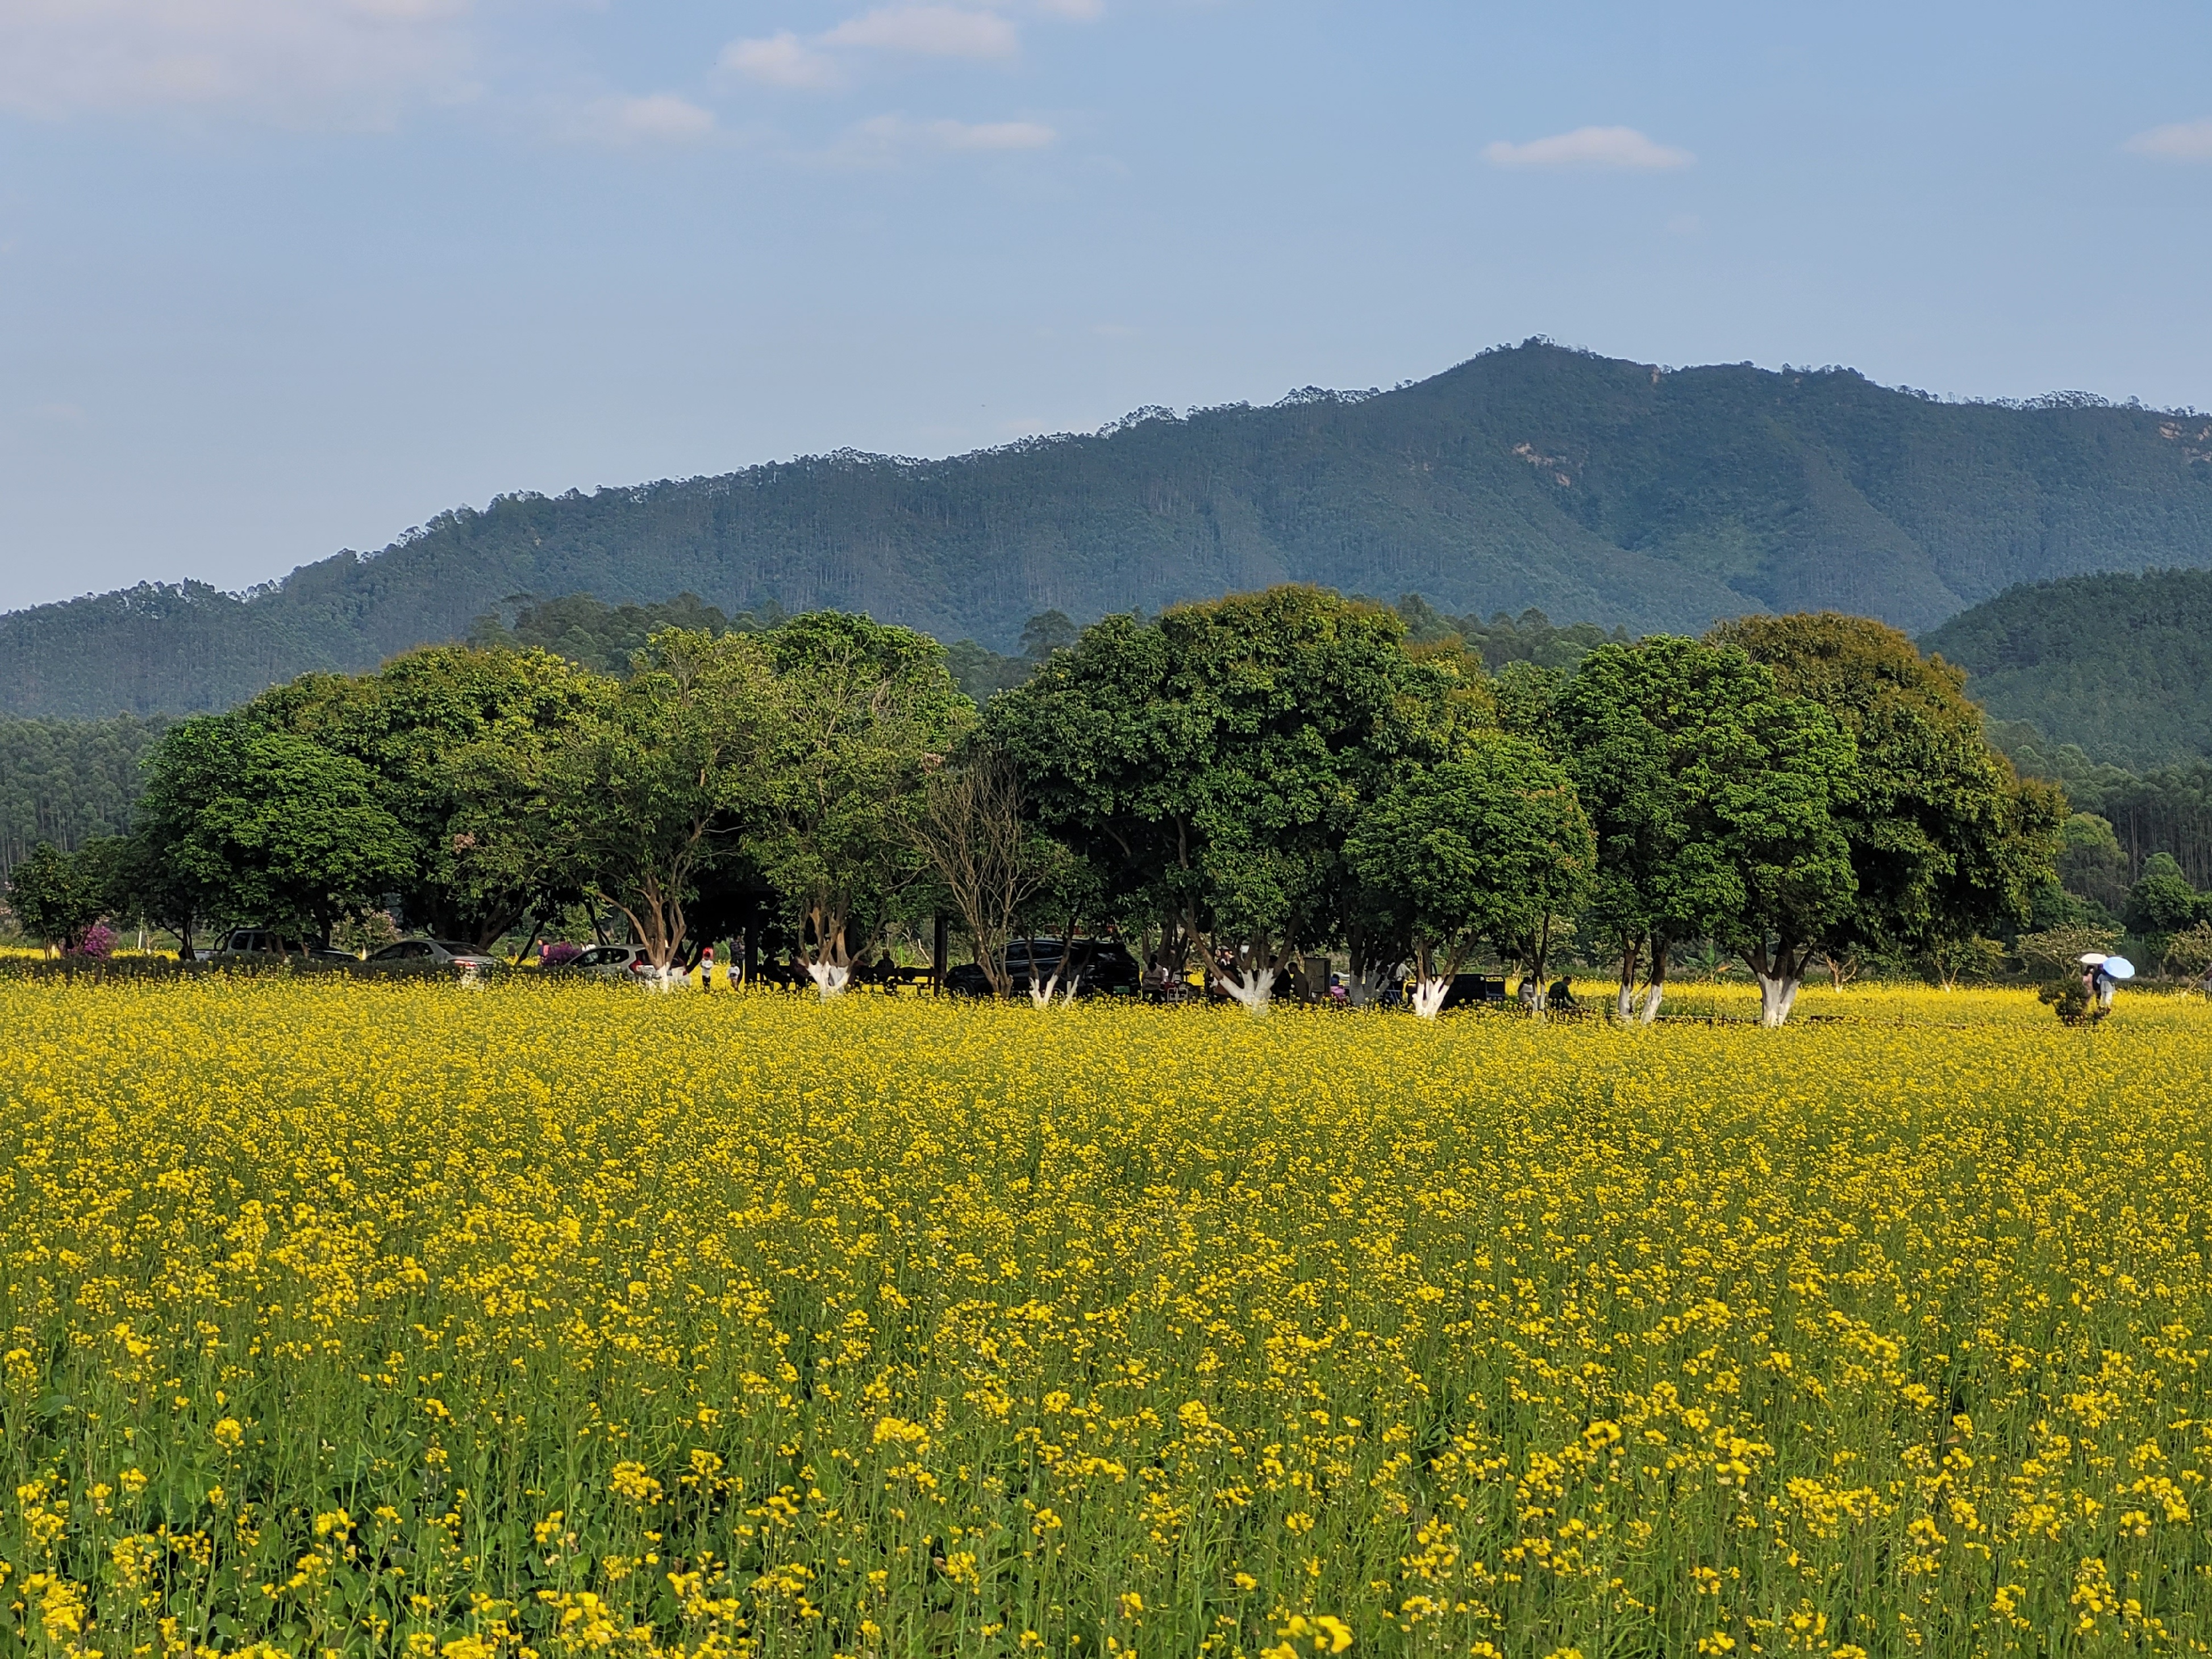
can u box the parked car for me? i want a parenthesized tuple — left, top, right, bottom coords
(208, 928, 356, 964)
(538, 944, 656, 979)
(945, 937, 1142, 998)
(362, 938, 503, 974)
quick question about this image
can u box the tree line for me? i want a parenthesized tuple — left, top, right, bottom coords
(5, 588, 2061, 1026)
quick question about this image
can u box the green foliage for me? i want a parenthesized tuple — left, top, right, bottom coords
(1381, 595, 1632, 673)
(1712, 612, 2063, 960)
(2123, 852, 2203, 958)
(1550, 635, 1856, 1016)
(135, 715, 415, 945)
(467, 591, 779, 674)
(15, 344, 2212, 718)
(1345, 734, 1594, 985)
(751, 612, 973, 984)
(2015, 923, 2122, 978)
(7, 591, 2143, 1016)
(2162, 920, 2212, 982)
(241, 644, 616, 946)
(3, 840, 107, 952)
(2035, 974, 2104, 1025)
(0, 712, 170, 883)
(1923, 567, 2212, 769)
(456, 630, 770, 969)
(988, 588, 1477, 1002)
(2056, 812, 2128, 914)
(1989, 719, 2212, 889)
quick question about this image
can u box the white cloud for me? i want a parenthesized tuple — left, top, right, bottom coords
(720, 30, 843, 89)
(1481, 126, 1693, 171)
(0, 0, 484, 123)
(719, 2, 1101, 95)
(2124, 119, 2212, 161)
(852, 112, 1056, 152)
(577, 92, 716, 145)
(820, 6, 1020, 60)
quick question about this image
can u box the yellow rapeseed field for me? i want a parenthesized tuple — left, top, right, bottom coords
(1, 980, 2207, 1658)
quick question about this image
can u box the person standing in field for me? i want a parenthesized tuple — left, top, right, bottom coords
(698, 944, 715, 991)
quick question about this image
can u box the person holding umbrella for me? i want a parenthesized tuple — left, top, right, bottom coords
(2078, 951, 2135, 1011)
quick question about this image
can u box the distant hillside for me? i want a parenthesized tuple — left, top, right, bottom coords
(1924, 568, 2212, 770)
(8, 339, 2212, 718)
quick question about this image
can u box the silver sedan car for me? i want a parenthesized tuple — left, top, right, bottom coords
(363, 938, 503, 974)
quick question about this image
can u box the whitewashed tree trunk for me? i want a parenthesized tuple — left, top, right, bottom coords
(1215, 965, 1276, 1014)
(1627, 943, 1669, 1024)
(1410, 977, 1451, 1019)
(806, 961, 851, 999)
(1755, 968, 1800, 1027)
(1344, 962, 1398, 1007)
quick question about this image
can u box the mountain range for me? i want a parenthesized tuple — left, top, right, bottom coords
(6, 338, 2212, 719)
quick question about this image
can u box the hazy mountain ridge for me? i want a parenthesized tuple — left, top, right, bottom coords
(7, 339, 2212, 718)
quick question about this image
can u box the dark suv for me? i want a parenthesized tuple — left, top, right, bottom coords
(945, 937, 1142, 998)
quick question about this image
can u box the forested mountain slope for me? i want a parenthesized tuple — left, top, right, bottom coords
(0, 714, 170, 878)
(9, 339, 2212, 717)
(1924, 568, 2212, 770)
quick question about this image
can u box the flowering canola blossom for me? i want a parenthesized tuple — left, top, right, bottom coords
(1, 979, 2209, 1657)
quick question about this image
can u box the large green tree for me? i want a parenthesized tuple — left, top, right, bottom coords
(454, 630, 769, 974)
(135, 715, 415, 948)
(989, 586, 1481, 1011)
(1712, 614, 2065, 979)
(248, 645, 614, 946)
(1345, 734, 1593, 1016)
(5, 840, 107, 954)
(751, 612, 973, 996)
(1553, 636, 1859, 1026)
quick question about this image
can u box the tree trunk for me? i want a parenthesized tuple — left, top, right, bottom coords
(1408, 939, 1455, 1019)
(1636, 941, 1669, 1025)
(1216, 963, 1277, 1013)
(1755, 968, 1800, 1026)
(1748, 937, 1809, 1028)
(1614, 939, 1642, 1022)
(800, 899, 853, 998)
(1345, 961, 1398, 1007)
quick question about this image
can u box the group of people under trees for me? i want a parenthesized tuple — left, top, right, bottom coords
(3, 586, 2063, 1028)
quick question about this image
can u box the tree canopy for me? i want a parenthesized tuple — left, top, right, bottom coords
(988, 587, 1481, 1008)
(135, 716, 415, 948)
(1712, 612, 2063, 976)
(1345, 733, 1594, 1014)
(1551, 635, 1859, 1024)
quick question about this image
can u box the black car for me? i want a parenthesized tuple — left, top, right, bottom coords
(945, 937, 1142, 998)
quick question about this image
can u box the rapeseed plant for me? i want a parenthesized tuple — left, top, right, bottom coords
(0, 980, 2206, 1656)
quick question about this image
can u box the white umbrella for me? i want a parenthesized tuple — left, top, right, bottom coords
(2077, 952, 2109, 966)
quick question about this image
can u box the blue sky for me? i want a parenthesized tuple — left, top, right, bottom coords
(2, 0, 2210, 611)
